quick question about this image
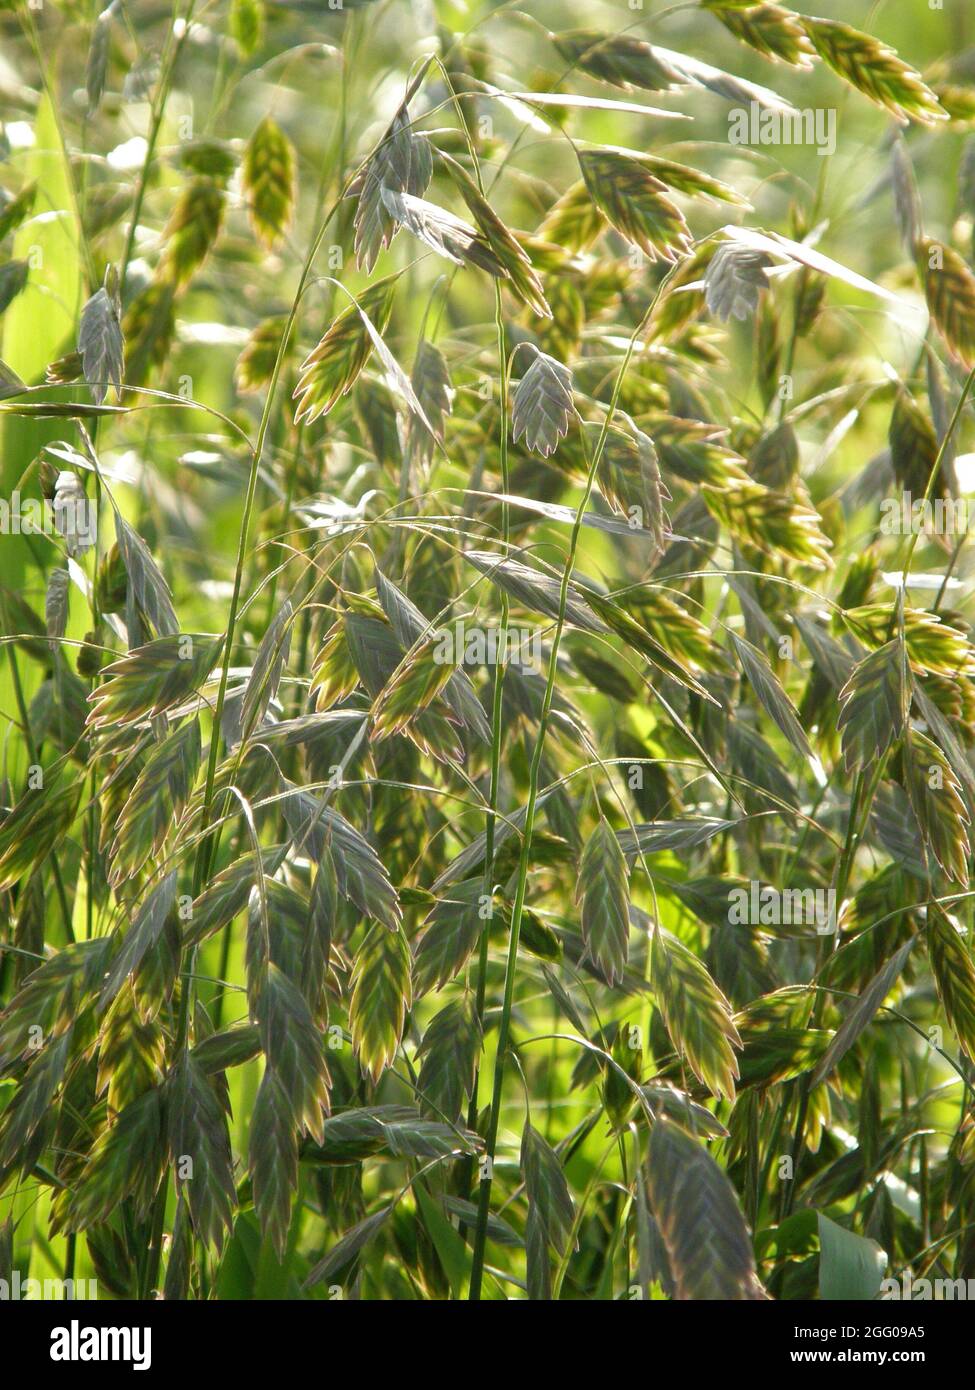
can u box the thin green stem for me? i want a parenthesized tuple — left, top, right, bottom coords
(467, 268, 679, 1299)
(6, 645, 74, 942)
(464, 284, 511, 1164)
(119, 0, 197, 294)
(901, 364, 975, 583)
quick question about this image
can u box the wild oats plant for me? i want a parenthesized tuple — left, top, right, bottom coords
(2, 0, 975, 1305)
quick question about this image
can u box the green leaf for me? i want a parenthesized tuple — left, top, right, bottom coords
(2, 95, 81, 381)
(0, 261, 28, 315)
(817, 1213, 887, 1300)
(413, 1184, 469, 1299)
(0, 182, 36, 243)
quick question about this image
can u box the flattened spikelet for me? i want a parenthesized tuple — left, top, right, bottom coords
(704, 243, 773, 322)
(576, 816, 630, 985)
(234, 316, 291, 394)
(701, 479, 833, 568)
(537, 179, 606, 253)
(928, 906, 975, 1064)
(78, 283, 124, 404)
(647, 1118, 767, 1300)
(904, 727, 970, 884)
(510, 348, 575, 457)
(122, 281, 175, 381)
(651, 926, 742, 1100)
(292, 274, 398, 423)
(837, 642, 909, 772)
(551, 29, 685, 92)
(438, 151, 551, 316)
(579, 149, 692, 263)
(349, 923, 412, 1082)
(109, 718, 201, 885)
(705, 2, 814, 69)
(243, 115, 295, 248)
(87, 634, 222, 729)
(0, 767, 83, 893)
(347, 65, 433, 272)
(801, 16, 947, 125)
(919, 237, 975, 367)
(160, 178, 225, 287)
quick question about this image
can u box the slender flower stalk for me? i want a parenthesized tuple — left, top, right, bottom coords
(468, 270, 678, 1298)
